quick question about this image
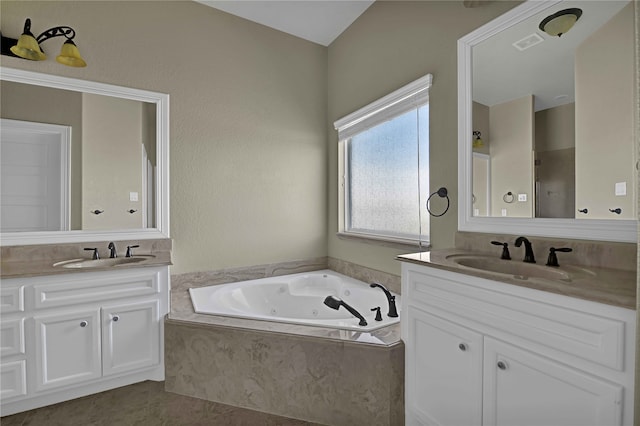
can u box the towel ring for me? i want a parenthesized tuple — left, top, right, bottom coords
(426, 187, 450, 217)
(503, 192, 515, 203)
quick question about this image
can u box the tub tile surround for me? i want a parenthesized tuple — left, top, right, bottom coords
(0, 238, 172, 278)
(167, 257, 403, 425)
(165, 321, 404, 426)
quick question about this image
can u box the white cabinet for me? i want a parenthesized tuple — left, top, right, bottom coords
(401, 262, 635, 426)
(407, 307, 482, 426)
(34, 309, 102, 392)
(0, 266, 169, 416)
(101, 300, 159, 376)
(483, 338, 623, 426)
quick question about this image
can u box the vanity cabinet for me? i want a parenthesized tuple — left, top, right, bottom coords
(0, 266, 169, 416)
(401, 262, 635, 426)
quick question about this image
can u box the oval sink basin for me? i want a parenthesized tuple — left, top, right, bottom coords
(446, 255, 571, 281)
(54, 255, 155, 269)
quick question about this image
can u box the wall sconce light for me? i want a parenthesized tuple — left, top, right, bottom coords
(1, 18, 86, 67)
(472, 131, 484, 148)
(539, 8, 582, 38)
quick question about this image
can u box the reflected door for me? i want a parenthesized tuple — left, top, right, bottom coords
(0, 119, 70, 232)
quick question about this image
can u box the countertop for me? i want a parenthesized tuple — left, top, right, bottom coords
(1, 239, 172, 278)
(397, 249, 637, 310)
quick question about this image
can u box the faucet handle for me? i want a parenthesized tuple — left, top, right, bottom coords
(491, 241, 511, 260)
(84, 248, 99, 260)
(126, 245, 140, 258)
(546, 247, 573, 267)
(371, 307, 383, 321)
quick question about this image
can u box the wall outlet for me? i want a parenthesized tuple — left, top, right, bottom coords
(518, 193, 527, 202)
(615, 182, 626, 196)
(501, 208, 507, 217)
(129, 192, 139, 202)
(473, 208, 480, 216)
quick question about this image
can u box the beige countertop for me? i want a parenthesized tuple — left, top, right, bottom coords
(0, 239, 173, 278)
(398, 249, 637, 310)
(1, 255, 172, 278)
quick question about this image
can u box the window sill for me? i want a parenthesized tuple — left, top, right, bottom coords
(336, 232, 431, 252)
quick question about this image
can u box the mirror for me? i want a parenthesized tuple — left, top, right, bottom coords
(0, 67, 169, 245)
(458, 0, 636, 243)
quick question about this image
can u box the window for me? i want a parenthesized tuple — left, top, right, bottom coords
(334, 74, 432, 245)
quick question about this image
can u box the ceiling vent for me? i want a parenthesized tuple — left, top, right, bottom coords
(512, 33, 544, 51)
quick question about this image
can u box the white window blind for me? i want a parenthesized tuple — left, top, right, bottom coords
(334, 74, 432, 141)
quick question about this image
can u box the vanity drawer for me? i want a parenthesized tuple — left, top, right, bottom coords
(0, 360, 27, 401)
(0, 285, 24, 313)
(0, 319, 25, 357)
(33, 269, 161, 309)
(405, 267, 628, 371)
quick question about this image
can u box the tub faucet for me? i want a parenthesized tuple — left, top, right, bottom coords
(323, 296, 367, 326)
(514, 236, 535, 263)
(108, 242, 117, 258)
(370, 283, 399, 318)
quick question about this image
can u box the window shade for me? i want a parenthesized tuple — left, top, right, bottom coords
(334, 74, 433, 141)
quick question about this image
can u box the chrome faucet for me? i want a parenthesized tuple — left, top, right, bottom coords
(514, 236, 535, 263)
(370, 283, 399, 317)
(108, 242, 117, 258)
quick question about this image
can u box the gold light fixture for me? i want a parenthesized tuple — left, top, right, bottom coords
(539, 8, 582, 38)
(2, 18, 86, 67)
(472, 131, 484, 148)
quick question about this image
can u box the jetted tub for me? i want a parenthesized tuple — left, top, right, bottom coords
(188, 269, 400, 332)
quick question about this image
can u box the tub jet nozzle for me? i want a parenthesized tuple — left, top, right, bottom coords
(323, 296, 367, 326)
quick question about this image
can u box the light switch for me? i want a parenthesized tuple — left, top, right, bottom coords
(518, 193, 527, 202)
(615, 182, 626, 196)
(129, 192, 139, 202)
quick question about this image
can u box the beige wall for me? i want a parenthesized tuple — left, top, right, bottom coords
(81, 94, 144, 230)
(535, 103, 575, 152)
(575, 2, 635, 220)
(489, 95, 534, 218)
(1, 81, 83, 229)
(1, 1, 328, 274)
(327, 0, 520, 275)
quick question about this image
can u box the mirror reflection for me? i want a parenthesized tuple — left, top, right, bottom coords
(471, 0, 634, 220)
(1, 80, 157, 232)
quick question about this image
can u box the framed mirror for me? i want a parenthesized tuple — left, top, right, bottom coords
(0, 67, 169, 245)
(458, 0, 636, 243)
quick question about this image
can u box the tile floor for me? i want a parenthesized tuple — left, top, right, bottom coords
(0, 381, 324, 426)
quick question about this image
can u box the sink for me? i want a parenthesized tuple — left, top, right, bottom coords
(446, 254, 584, 281)
(53, 255, 155, 269)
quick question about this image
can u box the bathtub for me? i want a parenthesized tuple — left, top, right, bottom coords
(188, 269, 400, 332)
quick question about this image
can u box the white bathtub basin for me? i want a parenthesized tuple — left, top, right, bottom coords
(189, 270, 400, 332)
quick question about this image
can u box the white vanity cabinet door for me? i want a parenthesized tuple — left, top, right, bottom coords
(101, 300, 160, 376)
(34, 309, 102, 392)
(1, 360, 27, 400)
(483, 337, 623, 426)
(406, 306, 483, 426)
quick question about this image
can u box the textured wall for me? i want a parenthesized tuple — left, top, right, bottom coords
(0, 1, 328, 274)
(327, 1, 521, 275)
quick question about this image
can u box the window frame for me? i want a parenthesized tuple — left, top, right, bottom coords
(334, 74, 433, 248)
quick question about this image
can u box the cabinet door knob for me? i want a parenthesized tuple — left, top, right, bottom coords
(112, 315, 120, 322)
(497, 361, 508, 370)
(80, 321, 88, 327)
(458, 343, 467, 351)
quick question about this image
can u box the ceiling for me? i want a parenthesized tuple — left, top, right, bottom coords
(195, 0, 375, 46)
(473, 0, 629, 112)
